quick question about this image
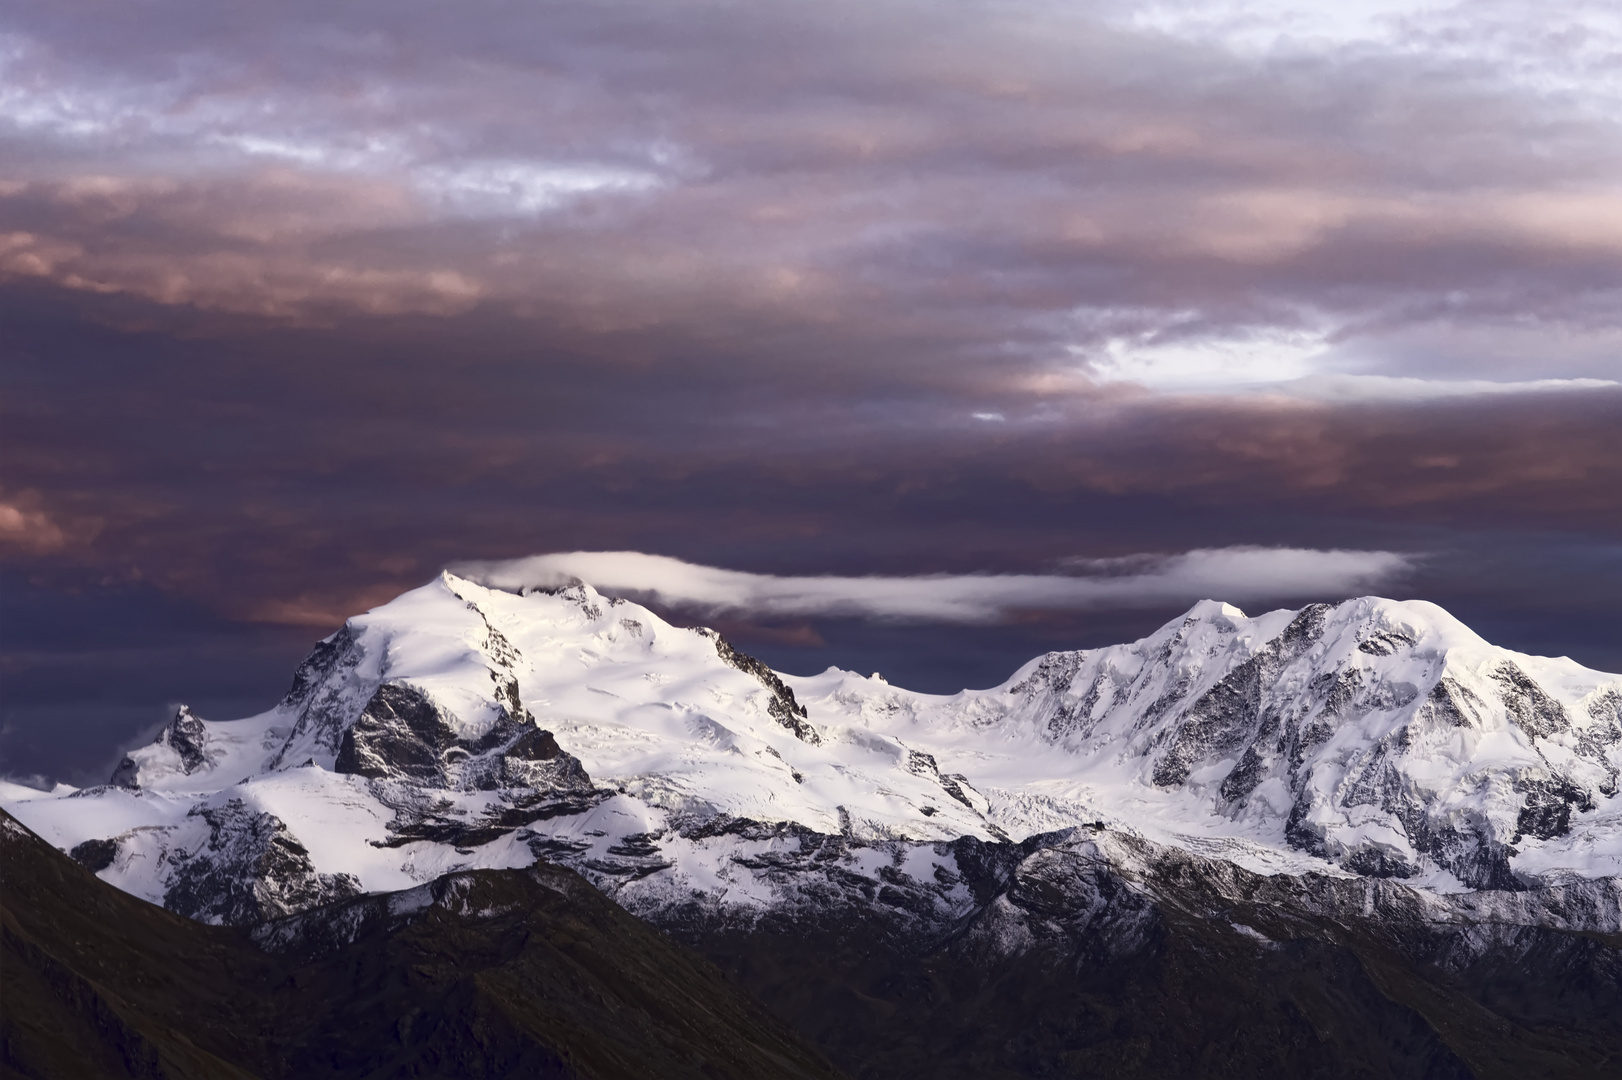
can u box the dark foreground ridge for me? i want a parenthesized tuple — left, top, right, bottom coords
(0, 811, 846, 1080)
(12, 803, 1622, 1080)
(639, 823, 1622, 1080)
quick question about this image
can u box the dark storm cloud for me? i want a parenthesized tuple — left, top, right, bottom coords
(2, 1, 1620, 783)
(3, 286, 1616, 621)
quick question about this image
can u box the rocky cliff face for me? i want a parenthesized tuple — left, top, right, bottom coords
(110, 705, 212, 788)
(161, 798, 363, 924)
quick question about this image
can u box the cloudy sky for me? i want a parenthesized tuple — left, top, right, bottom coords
(3, 0, 1619, 784)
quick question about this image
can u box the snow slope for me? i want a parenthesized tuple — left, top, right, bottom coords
(7, 572, 1620, 927)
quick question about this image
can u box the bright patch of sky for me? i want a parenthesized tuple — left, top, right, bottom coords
(1124, 0, 1451, 50)
(0, 35, 669, 218)
(1073, 325, 1619, 401)
(1078, 328, 1327, 392)
(415, 161, 663, 215)
(1276, 374, 1621, 402)
(0, 38, 132, 139)
(207, 132, 404, 171)
(1123, 0, 1622, 108)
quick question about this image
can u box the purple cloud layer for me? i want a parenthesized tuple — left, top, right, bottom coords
(3, 0, 1620, 392)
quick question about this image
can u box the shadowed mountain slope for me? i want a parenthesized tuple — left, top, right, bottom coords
(0, 810, 846, 1080)
(666, 828, 1622, 1079)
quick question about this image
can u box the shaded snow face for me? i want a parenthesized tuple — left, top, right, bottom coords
(5, 574, 1620, 927)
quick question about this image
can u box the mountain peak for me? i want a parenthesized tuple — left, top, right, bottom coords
(1180, 598, 1249, 621)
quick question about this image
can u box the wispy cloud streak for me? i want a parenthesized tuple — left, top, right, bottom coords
(453, 548, 1414, 622)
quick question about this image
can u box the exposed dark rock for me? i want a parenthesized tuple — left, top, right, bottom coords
(1119, 604, 1609, 890)
(110, 705, 210, 787)
(106, 757, 139, 790)
(1493, 662, 1571, 739)
(162, 799, 362, 925)
(1010, 651, 1095, 738)
(1343, 845, 1417, 879)
(375, 787, 609, 849)
(496, 724, 597, 790)
(1153, 655, 1264, 787)
(1285, 792, 1329, 857)
(1155, 605, 1334, 791)
(1421, 678, 1488, 729)
(443, 584, 536, 726)
(1586, 688, 1622, 739)
(331, 682, 595, 797)
(1217, 743, 1268, 803)
(524, 833, 594, 861)
(333, 682, 457, 782)
(1337, 741, 1528, 890)
(1513, 774, 1594, 842)
(1009, 651, 1084, 700)
(1357, 627, 1418, 656)
(164, 706, 210, 772)
(707, 630, 819, 744)
(271, 627, 370, 766)
(522, 581, 607, 619)
(280, 627, 358, 709)
(67, 838, 118, 873)
(902, 750, 979, 810)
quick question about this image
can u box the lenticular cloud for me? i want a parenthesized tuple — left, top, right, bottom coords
(450, 548, 1413, 623)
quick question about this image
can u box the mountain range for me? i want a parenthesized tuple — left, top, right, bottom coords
(5, 572, 1622, 1077)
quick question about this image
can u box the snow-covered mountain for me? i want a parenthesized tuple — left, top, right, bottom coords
(6, 572, 1621, 931)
